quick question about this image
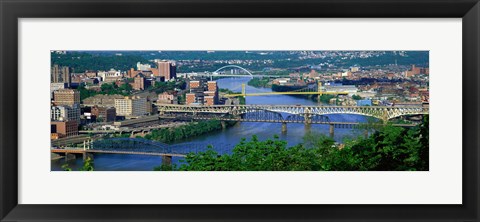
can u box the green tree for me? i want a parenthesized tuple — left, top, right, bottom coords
(167, 116, 429, 171)
(61, 156, 94, 171)
(352, 94, 362, 100)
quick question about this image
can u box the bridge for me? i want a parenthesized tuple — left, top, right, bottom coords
(51, 148, 186, 157)
(183, 65, 348, 98)
(51, 138, 188, 165)
(180, 65, 281, 79)
(223, 82, 348, 98)
(157, 104, 429, 122)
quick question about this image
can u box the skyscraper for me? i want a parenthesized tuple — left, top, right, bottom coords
(51, 64, 72, 86)
(156, 60, 176, 81)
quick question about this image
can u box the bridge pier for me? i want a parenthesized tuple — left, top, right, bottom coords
(221, 121, 226, 129)
(304, 114, 312, 128)
(64, 153, 76, 161)
(364, 129, 369, 139)
(83, 152, 94, 162)
(329, 124, 334, 138)
(281, 122, 287, 133)
(162, 155, 172, 166)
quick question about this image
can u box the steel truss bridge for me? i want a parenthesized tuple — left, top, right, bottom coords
(223, 81, 348, 98)
(51, 138, 188, 159)
(158, 104, 429, 122)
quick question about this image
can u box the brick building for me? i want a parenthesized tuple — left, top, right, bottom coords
(133, 74, 145, 90)
(156, 60, 177, 81)
(186, 93, 196, 105)
(91, 106, 116, 122)
(51, 120, 78, 138)
(53, 89, 80, 106)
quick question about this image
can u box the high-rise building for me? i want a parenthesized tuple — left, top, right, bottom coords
(133, 74, 145, 90)
(114, 96, 148, 117)
(157, 60, 176, 81)
(53, 89, 80, 106)
(51, 64, 72, 86)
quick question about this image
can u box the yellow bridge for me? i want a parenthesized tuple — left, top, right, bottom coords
(224, 82, 348, 97)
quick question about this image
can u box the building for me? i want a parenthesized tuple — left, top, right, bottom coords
(405, 65, 429, 77)
(157, 92, 178, 104)
(324, 85, 358, 96)
(207, 81, 217, 91)
(204, 96, 215, 106)
(91, 106, 116, 122)
(341, 71, 352, 77)
(51, 120, 78, 138)
(114, 96, 148, 117)
(189, 80, 201, 89)
(137, 62, 151, 71)
(51, 65, 71, 86)
(133, 74, 146, 90)
(50, 82, 68, 98)
(98, 69, 123, 82)
(84, 70, 97, 78)
(82, 94, 124, 107)
(157, 60, 176, 81)
(51, 104, 81, 123)
(53, 89, 80, 106)
(186, 93, 196, 105)
(356, 99, 372, 106)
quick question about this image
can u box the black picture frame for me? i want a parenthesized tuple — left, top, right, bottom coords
(1, 0, 479, 221)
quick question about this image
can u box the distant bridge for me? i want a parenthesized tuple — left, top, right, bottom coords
(223, 82, 348, 98)
(180, 65, 283, 79)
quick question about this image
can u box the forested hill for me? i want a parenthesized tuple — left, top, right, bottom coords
(51, 51, 429, 73)
(51, 51, 150, 72)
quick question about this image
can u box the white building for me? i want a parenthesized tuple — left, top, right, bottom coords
(136, 62, 151, 71)
(114, 96, 148, 117)
(98, 69, 122, 81)
(50, 104, 81, 123)
(324, 85, 358, 96)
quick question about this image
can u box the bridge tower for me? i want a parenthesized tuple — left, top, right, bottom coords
(317, 81, 323, 103)
(241, 83, 246, 97)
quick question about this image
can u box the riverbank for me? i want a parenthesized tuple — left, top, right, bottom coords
(247, 77, 270, 88)
(144, 120, 236, 143)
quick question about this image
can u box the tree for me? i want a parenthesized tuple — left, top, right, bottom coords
(166, 118, 429, 171)
(61, 157, 94, 171)
(80, 157, 95, 171)
(352, 94, 362, 100)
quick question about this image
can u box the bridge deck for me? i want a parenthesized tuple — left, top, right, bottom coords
(51, 149, 186, 157)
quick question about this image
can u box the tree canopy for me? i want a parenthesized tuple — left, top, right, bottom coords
(157, 116, 429, 171)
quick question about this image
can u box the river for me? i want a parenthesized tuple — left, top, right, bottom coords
(52, 77, 368, 171)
